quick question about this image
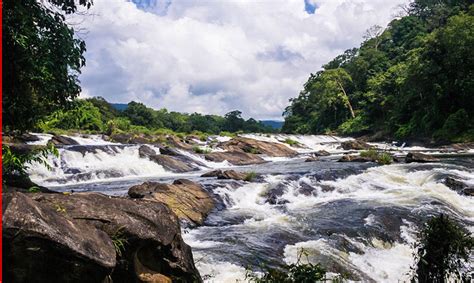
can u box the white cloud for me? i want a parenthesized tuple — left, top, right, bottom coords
(78, 0, 408, 120)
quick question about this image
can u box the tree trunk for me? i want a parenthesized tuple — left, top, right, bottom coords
(336, 80, 355, 118)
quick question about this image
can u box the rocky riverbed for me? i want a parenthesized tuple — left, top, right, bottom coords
(3, 133, 474, 282)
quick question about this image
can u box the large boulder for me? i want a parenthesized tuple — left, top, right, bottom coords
(205, 151, 266, 165)
(32, 192, 201, 282)
(150, 155, 199, 173)
(405, 152, 439, 163)
(18, 133, 41, 143)
(139, 145, 199, 173)
(166, 136, 194, 150)
(49, 135, 79, 146)
(3, 192, 116, 283)
(128, 179, 215, 226)
(340, 140, 372, 150)
(138, 144, 157, 158)
(201, 169, 248, 181)
(221, 137, 298, 157)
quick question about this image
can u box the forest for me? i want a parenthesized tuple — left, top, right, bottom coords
(282, 0, 473, 142)
(36, 97, 275, 136)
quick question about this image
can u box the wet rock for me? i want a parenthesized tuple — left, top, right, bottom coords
(444, 177, 465, 191)
(340, 140, 372, 150)
(49, 135, 79, 146)
(139, 145, 199, 173)
(314, 150, 331, 156)
(110, 133, 132, 143)
(305, 156, 319, 162)
(205, 151, 266, 165)
(3, 176, 56, 194)
(138, 145, 157, 158)
(130, 134, 156, 144)
(159, 146, 179, 156)
(221, 137, 298, 157)
(150, 155, 199, 173)
(128, 179, 215, 226)
(318, 184, 336, 192)
(298, 182, 316, 196)
(264, 183, 289, 205)
(166, 136, 194, 150)
(18, 133, 41, 143)
(444, 177, 474, 196)
(338, 155, 374, 163)
(463, 187, 474, 196)
(201, 170, 248, 181)
(32, 192, 201, 282)
(3, 192, 116, 283)
(405, 152, 439, 163)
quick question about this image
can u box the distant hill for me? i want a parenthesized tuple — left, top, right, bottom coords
(110, 103, 128, 111)
(260, 120, 284, 130)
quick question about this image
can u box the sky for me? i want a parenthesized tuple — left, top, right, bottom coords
(78, 0, 408, 120)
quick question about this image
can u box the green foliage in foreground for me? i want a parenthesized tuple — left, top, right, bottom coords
(111, 227, 128, 258)
(245, 250, 331, 283)
(2, 144, 58, 179)
(283, 1, 474, 142)
(412, 214, 474, 282)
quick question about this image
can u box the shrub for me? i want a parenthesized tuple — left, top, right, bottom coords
(111, 227, 128, 258)
(191, 130, 209, 141)
(244, 172, 257, 182)
(360, 149, 392, 165)
(219, 131, 237, 137)
(377, 152, 393, 165)
(39, 101, 105, 132)
(360, 149, 379, 159)
(411, 214, 473, 282)
(106, 117, 132, 135)
(245, 249, 329, 283)
(192, 146, 211, 154)
(284, 138, 300, 146)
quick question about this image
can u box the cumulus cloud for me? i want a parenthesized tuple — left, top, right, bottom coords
(78, 0, 408, 120)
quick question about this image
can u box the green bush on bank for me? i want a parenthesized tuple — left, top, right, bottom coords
(360, 149, 392, 165)
(412, 214, 473, 282)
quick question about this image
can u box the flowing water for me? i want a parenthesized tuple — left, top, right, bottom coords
(27, 133, 474, 282)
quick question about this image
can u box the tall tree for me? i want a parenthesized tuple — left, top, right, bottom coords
(3, 0, 92, 133)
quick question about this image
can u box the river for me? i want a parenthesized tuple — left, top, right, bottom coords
(26, 133, 474, 282)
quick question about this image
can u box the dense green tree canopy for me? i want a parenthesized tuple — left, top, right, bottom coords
(3, 0, 92, 133)
(283, 0, 474, 142)
(40, 98, 275, 135)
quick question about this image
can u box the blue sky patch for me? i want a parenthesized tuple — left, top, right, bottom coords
(304, 0, 318, 14)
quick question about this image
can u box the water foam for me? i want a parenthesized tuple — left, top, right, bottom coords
(28, 145, 174, 186)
